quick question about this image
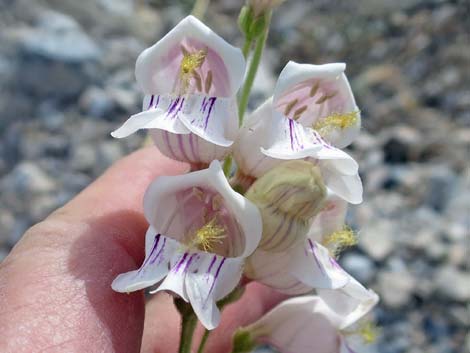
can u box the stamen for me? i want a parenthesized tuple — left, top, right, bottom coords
(179, 47, 208, 93)
(284, 99, 298, 116)
(192, 187, 205, 201)
(192, 71, 203, 92)
(309, 81, 320, 97)
(212, 194, 223, 211)
(358, 322, 380, 344)
(322, 225, 357, 257)
(293, 105, 308, 120)
(190, 217, 226, 252)
(342, 321, 380, 344)
(313, 111, 359, 135)
(204, 70, 213, 94)
(315, 92, 337, 104)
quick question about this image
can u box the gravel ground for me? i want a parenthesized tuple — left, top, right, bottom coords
(0, 0, 469, 352)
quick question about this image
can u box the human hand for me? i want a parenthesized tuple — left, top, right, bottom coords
(0, 147, 287, 353)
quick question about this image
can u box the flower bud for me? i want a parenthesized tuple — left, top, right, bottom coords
(245, 160, 327, 252)
(248, 0, 285, 17)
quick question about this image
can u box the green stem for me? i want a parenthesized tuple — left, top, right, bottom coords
(241, 38, 252, 59)
(238, 11, 272, 127)
(178, 313, 198, 353)
(196, 329, 210, 353)
(191, 0, 210, 19)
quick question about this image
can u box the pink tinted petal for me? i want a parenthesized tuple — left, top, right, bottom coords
(291, 240, 350, 289)
(308, 191, 348, 242)
(317, 277, 379, 330)
(245, 249, 311, 295)
(111, 228, 177, 292)
(248, 296, 341, 353)
(273, 61, 359, 149)
(136, 16, 245, 96)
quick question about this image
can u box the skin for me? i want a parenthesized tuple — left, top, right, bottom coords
(0, 147, 287, 353)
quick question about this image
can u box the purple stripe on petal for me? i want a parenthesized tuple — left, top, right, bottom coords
(184, 253, 197, 273)
(308, 239, 326, 276)
(138, 234, 160, 273)
(207, 255, 217, 273)
(203, 97, 217, 131)
(155, 95, 160, 108)
(289, 119, 295, 150)
(166, 97, 180, 118)
(206, 257, 226, 302)
(174, 252, 189, 273)
(189, 133, 198, 161)
(150, 237, 167, 265)
(148, 95, 154, 109)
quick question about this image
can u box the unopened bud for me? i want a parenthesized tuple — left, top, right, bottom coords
(248, 0, 285, 17)
(246, 161, 327, 252)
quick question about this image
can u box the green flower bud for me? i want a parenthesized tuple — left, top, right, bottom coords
(246, 161, 327, 252)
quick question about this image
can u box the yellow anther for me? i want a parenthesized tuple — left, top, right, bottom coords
(190, 218, 226, 252)
(284, 99, 298, 116)
(313, 111, 359, 135)
(358, 322, 380, 344)
(179, 47, 208, 93)
(322, 225, 357, 256)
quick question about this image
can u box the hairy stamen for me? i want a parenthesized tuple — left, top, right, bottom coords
(313, 111, 359, 135)
(190, 217, 226, 252)
(322, 225, 357, 257)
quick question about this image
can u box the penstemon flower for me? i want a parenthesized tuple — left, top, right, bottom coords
(233, 61, 363, 204)
(245, 188, 358, 295)
(111, 16, 245, 166)
(111, 161, 261, 329)
(238, 284, 379, 353)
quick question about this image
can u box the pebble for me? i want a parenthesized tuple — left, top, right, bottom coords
(435, 266, 470, 302)
(377, 271, 415, 308)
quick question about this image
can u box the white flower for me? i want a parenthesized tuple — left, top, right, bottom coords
(111, 16, 245, 164)
(243, 284, 379, 353)
(245, 190, 356, 294)
(233, 61, 363, 204)
(111, 161, 261, 330)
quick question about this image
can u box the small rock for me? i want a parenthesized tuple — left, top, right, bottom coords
(3, 162, 56, 194)
(378, 270, 415, 308)
(79, 86, 115, 118)
(435, 266, 470, 302)
(358, 221, 395, 261)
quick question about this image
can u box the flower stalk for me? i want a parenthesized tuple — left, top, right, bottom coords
(238, 10, 272, 126)
(176, 299, 198, 353)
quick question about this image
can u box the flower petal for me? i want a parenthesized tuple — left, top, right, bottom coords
(111, 95, 190, 138)
(246, 296, 342, 353)
(177, 95, 237, 147)
(245, 249, 311, 295)
(135, 15, 245, 96)
(308, 190, 348, 242)
(143, 160, 262, 258)
(185, 254, 243, 329)
(111, 228, 177, 292)
(291, 240, 350, 289)
(317, 276, 379, 330)
(273, 61, 359, 149)
(321, 165, 363, 204)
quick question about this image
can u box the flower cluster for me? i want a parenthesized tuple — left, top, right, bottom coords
(111, 14, 378, 353)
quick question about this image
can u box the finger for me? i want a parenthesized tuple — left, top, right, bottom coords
(141, 282, 288, 353)
(0, 147, 188, 353)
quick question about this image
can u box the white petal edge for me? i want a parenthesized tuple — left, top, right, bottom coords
(135, 15, 245, 96)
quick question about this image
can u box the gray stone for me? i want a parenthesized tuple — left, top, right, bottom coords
(358, 220, 395, 261)
(378, 270, 415, 308)
(435, 266, 470, 302)
(19, 10, 101, 63)
(3, 162, 56, 195)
